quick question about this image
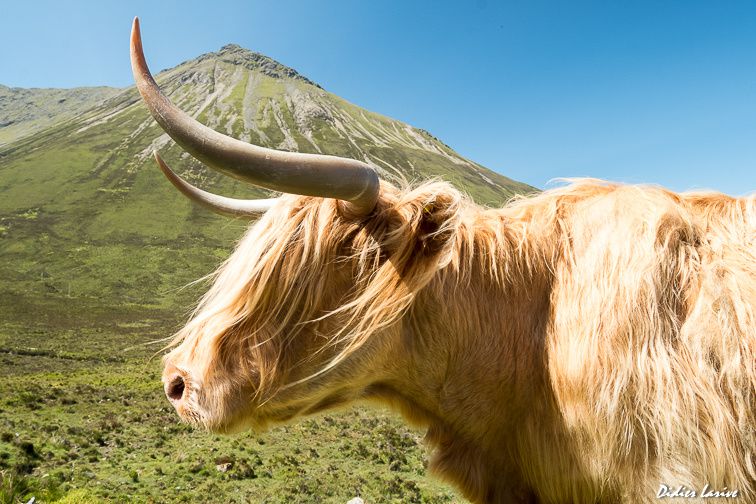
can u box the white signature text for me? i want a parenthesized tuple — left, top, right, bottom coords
(657, 484, 739, 499)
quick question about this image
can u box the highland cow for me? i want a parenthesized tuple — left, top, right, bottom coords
(131, 18, 755, 504)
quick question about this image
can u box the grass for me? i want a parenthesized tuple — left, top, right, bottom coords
(0, 353, 458, 503)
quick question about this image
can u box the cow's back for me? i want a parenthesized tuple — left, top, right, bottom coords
(538, 185, 755, 503)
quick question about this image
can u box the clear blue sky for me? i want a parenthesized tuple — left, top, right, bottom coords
(2, 0, 755, 195)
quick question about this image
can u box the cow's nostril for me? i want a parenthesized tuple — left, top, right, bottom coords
(166, 375, 186, 401)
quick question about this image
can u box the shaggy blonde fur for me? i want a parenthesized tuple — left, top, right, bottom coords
(165, 179, 755, 503)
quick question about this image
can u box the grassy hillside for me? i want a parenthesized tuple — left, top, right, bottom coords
(0, 85, 119, 146)
(0, 44, 534, 503)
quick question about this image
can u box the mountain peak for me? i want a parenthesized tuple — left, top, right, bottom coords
(219, 43, 243, 52)
(191, 44, 321, 89)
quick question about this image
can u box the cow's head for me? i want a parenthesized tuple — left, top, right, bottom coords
(131, 19, 461, 433)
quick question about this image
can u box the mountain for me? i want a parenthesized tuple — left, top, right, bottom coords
(0, 84, 119, 146)
(0, 43, 534, 320)
(0, 45, 534, 502)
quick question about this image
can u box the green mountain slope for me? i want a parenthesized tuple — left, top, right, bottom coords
(0, 45, 534, 502)
(0, 43, 534, 315)
(0, 84, 119, 146)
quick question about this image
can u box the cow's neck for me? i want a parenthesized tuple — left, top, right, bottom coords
(372, 211, 554, 502)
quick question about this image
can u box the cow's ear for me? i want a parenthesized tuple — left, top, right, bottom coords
(416, 190, 460, 257)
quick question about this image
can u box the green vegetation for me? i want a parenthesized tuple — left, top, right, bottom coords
(0, 43, 535, 502)
(0, 359, 457, 503)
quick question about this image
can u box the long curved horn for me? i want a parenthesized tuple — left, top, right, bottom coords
(130, 17, 380, 216)
(154, 153, 276, 217)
